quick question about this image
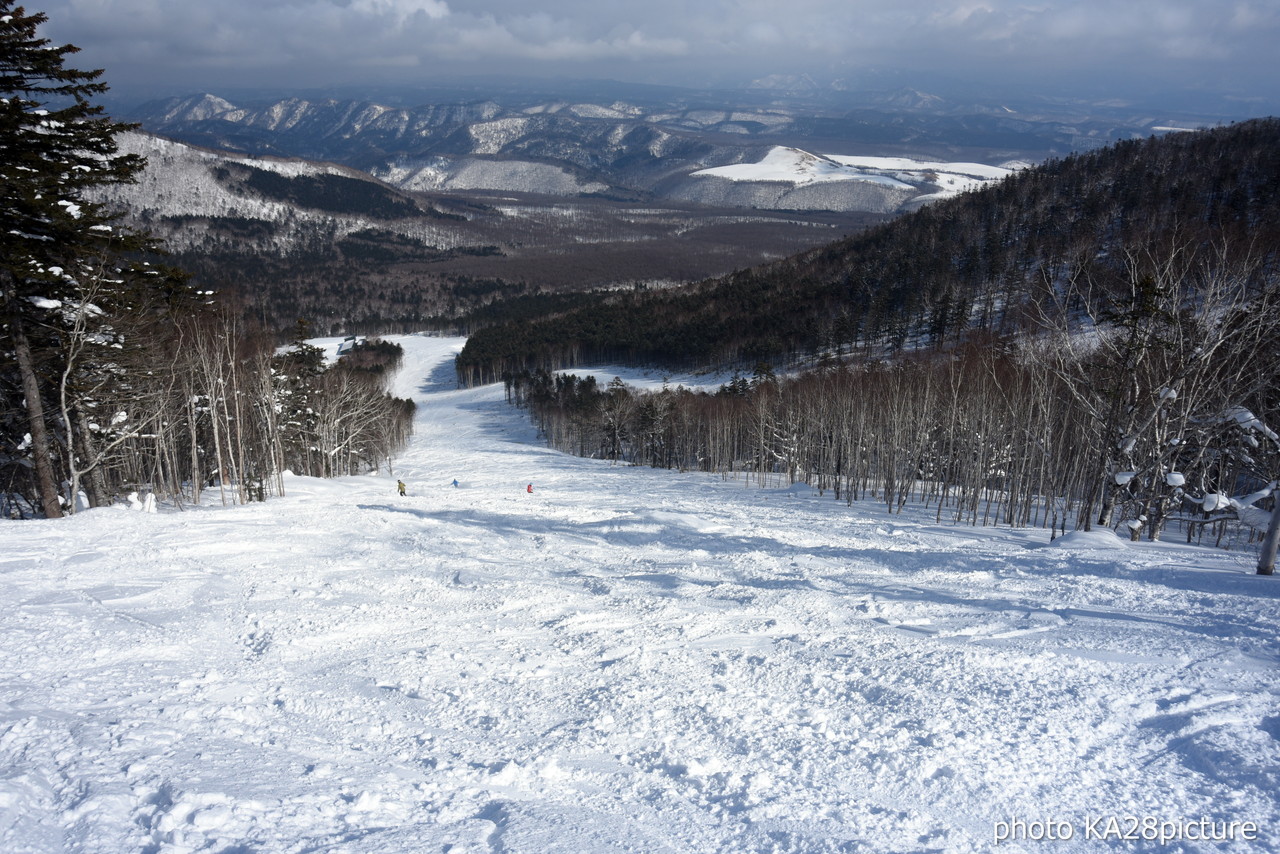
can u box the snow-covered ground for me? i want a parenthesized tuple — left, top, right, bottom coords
(2, 335, 1278, 853)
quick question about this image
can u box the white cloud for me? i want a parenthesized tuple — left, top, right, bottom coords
(350, 0, 450, 18)
(36, 0, 1280, 106)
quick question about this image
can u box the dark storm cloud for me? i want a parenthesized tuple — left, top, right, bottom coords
(33, 1, 1280, 107)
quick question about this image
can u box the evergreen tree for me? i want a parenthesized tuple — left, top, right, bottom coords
(0, 2, 178, 516)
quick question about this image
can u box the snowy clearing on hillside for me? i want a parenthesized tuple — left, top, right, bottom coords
(693, 147, 1014, 200)
(826, 155, 1013, 200)
(693, 148, 913, 189)
(2, 335, 1278, 854)
(824, 155, 1010, 181)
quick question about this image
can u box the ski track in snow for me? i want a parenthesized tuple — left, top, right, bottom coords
(2, 335, 1278, 853)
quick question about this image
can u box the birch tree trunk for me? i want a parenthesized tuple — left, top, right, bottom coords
(9, 312, 64, 518)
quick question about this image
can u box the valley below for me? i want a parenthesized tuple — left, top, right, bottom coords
(105, 81, 1173, 334)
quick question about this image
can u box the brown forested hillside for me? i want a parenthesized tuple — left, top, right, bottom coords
(456, 118, 1280, 384)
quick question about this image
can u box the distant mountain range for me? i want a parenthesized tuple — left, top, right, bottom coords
(125, 86, 1196, 214)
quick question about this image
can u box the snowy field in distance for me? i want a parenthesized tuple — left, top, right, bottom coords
(1, 334, 1278, 853)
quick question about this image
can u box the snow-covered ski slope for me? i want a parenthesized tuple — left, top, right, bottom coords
(2, 335, 1278, 853)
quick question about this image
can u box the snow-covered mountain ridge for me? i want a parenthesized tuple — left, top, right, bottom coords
(1, 335, 1276, 853)
(91, 132, 473, 253)
(127, 88, 1140, 213)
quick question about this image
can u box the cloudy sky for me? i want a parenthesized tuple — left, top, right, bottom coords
(34, 0, 1280, 112)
